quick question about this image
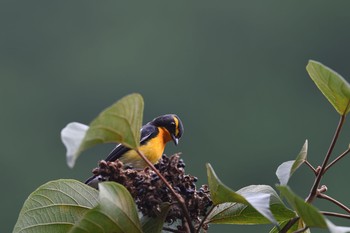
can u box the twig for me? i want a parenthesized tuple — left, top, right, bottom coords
(321, 211, 350, 220)
(196, 205, 216, 233)
(135, 149, 195, 233)
(279, 217, 299, 233)
(163, 227, 185, 233)
(293, 226, 309, 233)
(304, 160, 317, 175)
(306, 115, 346, 203)
(318, 193, 350, 214)
(324, 147, 350, 173)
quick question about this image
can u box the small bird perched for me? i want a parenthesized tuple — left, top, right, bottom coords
(85, 114, 184, 187)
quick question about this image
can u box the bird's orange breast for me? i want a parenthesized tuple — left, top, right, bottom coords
(119, 127, 171, 169)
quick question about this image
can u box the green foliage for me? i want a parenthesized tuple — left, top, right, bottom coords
(306, 60, 350, 116)
(14, 180, 170, 233)
(13, 180, 99, 233)
(65, 93, 144, 168)
(15, 62, 350, 233)
(206, 164, 294, 226)
(269, 219, 307, 233)
(277, 185, 327, 229)
(276, 140, 308, 185)
(140, 204, 170, 233)
(80, 92, 143, 150)
(69, 182, 142, 233)
(206, 163, 247, 205)
(207, 185, 295, 225)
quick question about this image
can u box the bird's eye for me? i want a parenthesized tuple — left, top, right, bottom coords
(170, 122, 175, 125)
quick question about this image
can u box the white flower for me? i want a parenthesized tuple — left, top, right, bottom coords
(61, 122, 89, 168)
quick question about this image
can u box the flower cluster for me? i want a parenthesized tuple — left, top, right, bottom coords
(91, 154, 212, 230)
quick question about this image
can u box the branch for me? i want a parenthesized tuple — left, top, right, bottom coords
(293, 226, 309, 233)
(324, 147, 350, 173)
(321, 211, 350, 220)
(135, 149, 195, 233)
(163, 227, 185, 233)
(304, 160, 317, 175)
(306, 115, 346, 203)
(279, 217, 300, 233)
(196, 205, 215, 233)
(318, 193, 350, 214)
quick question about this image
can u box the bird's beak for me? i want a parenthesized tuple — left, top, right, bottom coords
(171, 134, 179, 146)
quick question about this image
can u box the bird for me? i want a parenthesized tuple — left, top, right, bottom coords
(85, 114, 184, 187)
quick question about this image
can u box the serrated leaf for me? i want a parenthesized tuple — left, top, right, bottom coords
(276, 140, 308, 185)
(141, 204, 170, 233)
(69, 182, 142, 233)
(13, 180, 99, 233)
(277, 185, 327, 228)
(306, 60, 350, 116)
(206, 164, 279, 226)
(207, 185, 295, 225)
(63, 93, 144, 168)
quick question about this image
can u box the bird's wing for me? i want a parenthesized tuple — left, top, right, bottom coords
(139, 124, 158, 145)
(104, 124, 157, 162)
(85, 124, 158, 186)
(104, 143, 129, 162)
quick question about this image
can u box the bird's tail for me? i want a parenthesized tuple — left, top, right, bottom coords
(84, 175, 102, 189)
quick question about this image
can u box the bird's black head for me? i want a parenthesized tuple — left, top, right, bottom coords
(151, 114, 184, 145)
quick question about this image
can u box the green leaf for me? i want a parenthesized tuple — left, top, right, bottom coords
(206, 164, 280, 226)
(207, 185, 295, 225)
(277, 185, 327, 228)
(206, 163, 247, 205)
(69, 182, 142, 233)
(141, 204, 170, 233)
(306, 60, 350, 116)
(64, 93, 144, 168)
(276, 140, 308, 185)
(269, 219, 308, 233)
(13, 180, 99, 233)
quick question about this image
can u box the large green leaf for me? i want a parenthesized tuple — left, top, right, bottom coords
(62, 93, 144, 168)
(206, 163, 247, 205)
(306, 60, 350, 116)
(276, 140, 308, 185)
(207, 185, 295, 225)
(207, 164, 281, 226)
(141, 204, 170, 233)
(69, 182, 142, 233)
(277, 185, 327, 228)
(275, 187, 350, 232)
(13, 180, 99, 233)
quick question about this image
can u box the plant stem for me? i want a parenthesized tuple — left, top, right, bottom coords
(306, 115, 346, 203)
(293, 226, 309, 233)
(135, 149, 195, 233)
(196, 205, 216, 233)
(163, 227, 185, 233)
(318, 193, 350, 213)
(304, 160, 317, 175)
(321, 211, 350, 220)
(324, 147, 350, 173)
(279, 217, 299, 233)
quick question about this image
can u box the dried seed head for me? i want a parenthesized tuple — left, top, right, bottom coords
(90, 154, 212, 231)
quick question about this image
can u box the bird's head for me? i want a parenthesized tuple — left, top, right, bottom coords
(151, 114, 184, 145)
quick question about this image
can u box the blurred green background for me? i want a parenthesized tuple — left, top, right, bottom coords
(2, 1, 350, 232)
